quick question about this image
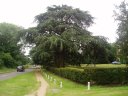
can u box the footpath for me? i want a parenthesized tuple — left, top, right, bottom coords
(26, 69, 48, 96)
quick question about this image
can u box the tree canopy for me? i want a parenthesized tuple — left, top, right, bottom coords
(0, 23, 29, 68)
(0, 5, 119, 68)
(114, 1, 128, 64)
(21, 5, 116, 67)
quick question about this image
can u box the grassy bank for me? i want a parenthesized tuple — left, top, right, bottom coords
(0, 68, 15, 74)
(0, 71, 39, 96)
(43, 70, 128, 96)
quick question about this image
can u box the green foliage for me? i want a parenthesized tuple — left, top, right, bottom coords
(18, 5, 116, 67)
(0, 23, 29, 68)
(85, 68, 126, 84)
(48, 67, 128, 85)
(114, 1, 128, 64)
(27, 5, 95, 67)
(45, 70, 128, 96)
(1, 53, 16, 68)
(82, 36, 110, 64)
(0, 22, 22, 38)
(27, 5, 115, 67)
(0, 59, 4, 68)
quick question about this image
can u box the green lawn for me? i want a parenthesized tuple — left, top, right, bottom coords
(0, 68, 15, 74)
(65, 64, 126, 71)
(43, 70, 128, 96)
(81, 64, 126, 68)
(0, 71, 39, 96)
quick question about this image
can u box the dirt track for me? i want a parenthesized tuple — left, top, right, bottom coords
(26, 70, 48, 96)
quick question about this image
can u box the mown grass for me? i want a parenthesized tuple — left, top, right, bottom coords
(0, 71, 39, 96)
(43, 70, 128, 96)
(81, 64, 126, 68)
(0, 68, 15, 74)
(65, 64, 126, 71)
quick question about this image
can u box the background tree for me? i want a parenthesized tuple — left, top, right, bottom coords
(114, 1, 128, 64)
(0, 23, 29, 68)
(79, 36, 115, 66)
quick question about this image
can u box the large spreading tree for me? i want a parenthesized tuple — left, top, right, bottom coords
(23, 5, 115, 67)
(33, 5, 94, 67)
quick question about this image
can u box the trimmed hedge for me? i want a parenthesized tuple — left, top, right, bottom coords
(84, 68, 127, 85)
(47, 67, 128, 85)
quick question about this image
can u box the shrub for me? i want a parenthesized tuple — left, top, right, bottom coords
(84, 68, 126, 84)
(47, 67, 128, 85)
(23, 63, 32, 69)
(48, 68, 88, 84)
(2, 53, 16, 68)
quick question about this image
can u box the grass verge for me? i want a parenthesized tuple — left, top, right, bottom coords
(0, 68, 15, 74)
(43, 70, 128, 96)
(0, 71, 39, 96)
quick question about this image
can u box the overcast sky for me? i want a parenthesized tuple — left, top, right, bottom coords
(0, 0, 125, 43)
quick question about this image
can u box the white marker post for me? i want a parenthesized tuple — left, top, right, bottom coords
(54, 79, 56, 84)
(60, 81, 63, 88)
(45, 73, 47, 77)
(50, 77, 52, 81)
(48, 75, 49, 80)
(88, 82, 90, 90)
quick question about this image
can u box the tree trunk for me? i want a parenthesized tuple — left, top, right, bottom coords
(55, 52, 64, 67)
(58, 53, 64, 67)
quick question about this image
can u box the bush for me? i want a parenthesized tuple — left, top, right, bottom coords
(47, 67, 128, 85)
(84, 68, 126, 84)
(23, 64, 31, 69)
(2, 53, 16, 68)
(48, 68, 88, 84)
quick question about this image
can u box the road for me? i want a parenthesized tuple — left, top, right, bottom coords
(0, 69, 33, 81)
